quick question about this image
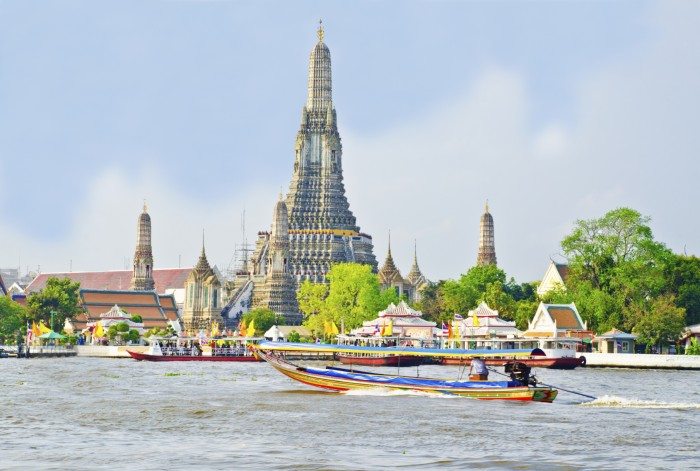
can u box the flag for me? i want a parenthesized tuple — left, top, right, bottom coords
(239, 320, 247, 337)
(447, 322, 454, 339)
(454, 313, 463, 321)
(331, 322, 339, 336)
(441, 322, 448, 336)
(385, 319, 393, 337)
(211, 321, 220, 337)
(32, 322, 41, 337)
(373, 324, 380, 335)
(323, 321, 331, 336)
(26, 321, 33, 344)
(247, 319, 256, 337)
(472, 312, 480, 327)
(39, 321, 51, 334)
(93, 321, 104, 338)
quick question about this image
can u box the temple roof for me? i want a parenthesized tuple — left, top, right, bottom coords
(378, 233, 403, 283)
(406, 242, 425, 285)
(76, 289, 177, 330)
(26, 268, 191, 295)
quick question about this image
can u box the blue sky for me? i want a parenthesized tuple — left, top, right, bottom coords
(0, 1, 698, 282)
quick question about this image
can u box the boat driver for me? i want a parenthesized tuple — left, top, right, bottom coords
(470, 357, 489, 380)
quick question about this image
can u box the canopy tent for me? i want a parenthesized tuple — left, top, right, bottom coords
(39, 331, 65, 340)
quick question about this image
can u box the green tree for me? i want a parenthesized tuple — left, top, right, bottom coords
(125, 329, 141, 343)
(441, 265, 507, 315)
(414, 281, 447, 324)
(627, 295, 686, 352)
(667, 255, 700, 326)
(0, 296, 28, 344)
(297, 280, 328, 321)
(243, 308, 284, 335)
(130, 314, 143, 323)
(287, 330, 301, 343)
(26, 277, 81, 331)
(685, 337, 700, 355)
(560, 208, 674, 332)
(300, 263, 398, 335)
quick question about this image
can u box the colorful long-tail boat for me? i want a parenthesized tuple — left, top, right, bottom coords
(255, 342, 558, 402)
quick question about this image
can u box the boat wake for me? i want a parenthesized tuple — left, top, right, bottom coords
(342, 388, 456, 398)
(580, 395, 700, 410)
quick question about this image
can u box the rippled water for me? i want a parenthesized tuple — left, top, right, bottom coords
(1, 358, 698, 470)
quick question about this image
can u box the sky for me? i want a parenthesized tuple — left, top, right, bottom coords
(0, 0, 698, 283)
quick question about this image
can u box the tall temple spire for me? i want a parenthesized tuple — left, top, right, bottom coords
(477, 201, 497, 266)
(306, 20, 333, 112)
(379, 231, 402, 282)
(283, 23, 377, 281)
(131, 204, 155, 290)
(407, 240, 425, 285)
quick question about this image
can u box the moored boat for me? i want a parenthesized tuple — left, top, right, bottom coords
(254, 341, 558, 402)
(128, 336, 263, 362)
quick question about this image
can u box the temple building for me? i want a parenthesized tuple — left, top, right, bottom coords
(273, 22, 376, 282)
(26, 205, 191, 328)
(537, 261, 570, 297)
(378, 237, 429, 303)
(131, 203, 155, 290)
(224, 24, 375, 324)
(181, 244, 223, 332)
(476, 202, 497, 266)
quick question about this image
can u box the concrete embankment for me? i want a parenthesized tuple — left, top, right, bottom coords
(578, 352, 700, 370)
(75, 345, 148, 358)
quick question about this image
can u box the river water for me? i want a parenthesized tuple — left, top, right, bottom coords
(1, 358, 698, 470)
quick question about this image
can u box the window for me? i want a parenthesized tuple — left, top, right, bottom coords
(213, 289, 218, 308)
(203, 286, 209, 308)
(188, 284, 194, 307)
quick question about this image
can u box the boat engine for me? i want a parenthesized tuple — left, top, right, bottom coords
(505, 362, 537, 386)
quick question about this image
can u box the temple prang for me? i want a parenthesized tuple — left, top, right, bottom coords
(476, 201, 497, 266)
(131, 203, 155, 291)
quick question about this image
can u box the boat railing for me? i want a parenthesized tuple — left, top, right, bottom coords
(212, 347, 249, 357)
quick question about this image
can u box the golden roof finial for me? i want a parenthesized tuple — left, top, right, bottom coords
(485, 199, 489, 213)
(317, 18, 325, 42)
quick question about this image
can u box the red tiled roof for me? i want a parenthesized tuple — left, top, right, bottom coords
(26, 268, 192, 294)
(555, 264, 570, 283)
(546, 307, 582, 329)
(78, 289, 179, 330)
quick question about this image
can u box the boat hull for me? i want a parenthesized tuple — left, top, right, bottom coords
(337, 353, 423, 367)
(257, 350, 557, 402)
(127, 350, 262, 362)
(440, 356, 583, 370)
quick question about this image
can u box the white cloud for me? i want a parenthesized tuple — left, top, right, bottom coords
(344, 3, 700, 282)
(0, 167, 278, 275)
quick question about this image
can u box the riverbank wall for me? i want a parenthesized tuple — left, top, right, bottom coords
(578, 352, 700, 370)
(75, 345, 148, 358)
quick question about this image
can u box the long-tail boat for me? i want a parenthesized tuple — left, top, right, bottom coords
(255, 342, 558, 402)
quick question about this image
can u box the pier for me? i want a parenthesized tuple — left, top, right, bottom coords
(578, 352, 700, 370)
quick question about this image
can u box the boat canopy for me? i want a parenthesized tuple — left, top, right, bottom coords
(257, 341, 534, 358)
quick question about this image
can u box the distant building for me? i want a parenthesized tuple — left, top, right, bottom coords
(453, 302, 521, 338)
(79, 304, 146, 336)
(476, 202, 497, 266)
(131, 204, 155, 291)
(378, 238, 429, 303)
(0, 273, 6, 296)
(524, 302, 589, 338)
(537, 261, 570, 297)
(25, 205, 191, 315)
(181, 244, 223, 332)
(594, 329, 636, 353)
(349, 301, 436, 339)
(71, 289, 179, 331)
(264, 325, 312, 342)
